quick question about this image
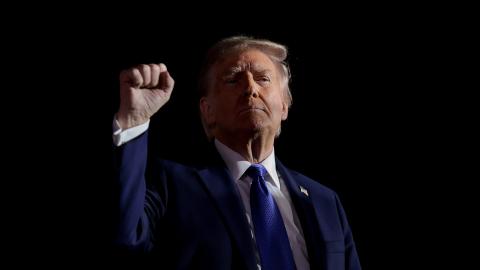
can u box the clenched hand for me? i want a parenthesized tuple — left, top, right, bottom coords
(117, 63, 174, 129)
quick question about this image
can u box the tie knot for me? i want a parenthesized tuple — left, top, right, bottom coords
(245, 164, 267, 179)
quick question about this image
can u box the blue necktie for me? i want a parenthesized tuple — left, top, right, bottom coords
(247, 164, 296, 270)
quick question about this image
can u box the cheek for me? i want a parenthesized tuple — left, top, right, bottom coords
(213, 98, 234, 119)
(216, 93, 237, 109)
(268, 94, 286, 114)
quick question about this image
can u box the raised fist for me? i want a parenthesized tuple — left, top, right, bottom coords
(117, 63, 174, 129)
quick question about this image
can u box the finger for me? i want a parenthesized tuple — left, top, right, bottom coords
(158, 63, 167, 73)
(149, 64, 160, 88)
(137, 64, 151, 88)
(158, 63, 174, 91)
(160, 70, 175, 92)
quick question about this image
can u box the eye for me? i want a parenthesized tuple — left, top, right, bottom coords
(257, 76, 271, 83)
(224, 78, 238, 84)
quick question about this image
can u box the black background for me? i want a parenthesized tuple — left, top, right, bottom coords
(5, 6, 473, 269)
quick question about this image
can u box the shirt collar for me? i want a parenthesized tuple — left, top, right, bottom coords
(214, 139, 280, 188)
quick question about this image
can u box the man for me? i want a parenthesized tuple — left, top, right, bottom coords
(113, 36, 361, 270)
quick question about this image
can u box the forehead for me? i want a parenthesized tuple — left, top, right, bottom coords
(213, 49, 277, 74)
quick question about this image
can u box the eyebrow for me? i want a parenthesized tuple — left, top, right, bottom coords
(222, 63, 273, 77)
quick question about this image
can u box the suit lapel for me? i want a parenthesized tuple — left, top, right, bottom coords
(276, 158, 326, 270)
(196, 149, 257, 270)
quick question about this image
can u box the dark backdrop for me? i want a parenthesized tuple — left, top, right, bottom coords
(10, 9, 470, 269)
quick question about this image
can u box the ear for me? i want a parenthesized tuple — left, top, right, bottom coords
(200, 97, 215, 124)
(281, 101, 289, 120)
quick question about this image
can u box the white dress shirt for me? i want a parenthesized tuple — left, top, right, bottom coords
(113, 120, 310, 269)
(214, 139, 309, 270)
(112, 118, 150, 146)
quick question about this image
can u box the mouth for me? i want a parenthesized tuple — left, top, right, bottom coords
(238, 107, 265, 114)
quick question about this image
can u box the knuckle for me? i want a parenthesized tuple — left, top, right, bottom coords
(138, 64, 149, 74)
(150, 64, 160, 72)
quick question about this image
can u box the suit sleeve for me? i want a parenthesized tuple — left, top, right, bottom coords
(334, 194, 362, 270)
(112, 130, 165, 252)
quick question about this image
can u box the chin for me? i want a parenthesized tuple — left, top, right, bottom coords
(244, 116, 266, 129)
(239, 121, 269, 136)
(233, 114, 272, 134)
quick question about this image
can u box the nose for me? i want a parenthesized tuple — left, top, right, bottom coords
(244, 72, 259, 98)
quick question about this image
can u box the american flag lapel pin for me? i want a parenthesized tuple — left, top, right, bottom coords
(299, 185, 309, 197)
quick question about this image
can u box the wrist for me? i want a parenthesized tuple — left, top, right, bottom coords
(116, 110, 149, 129)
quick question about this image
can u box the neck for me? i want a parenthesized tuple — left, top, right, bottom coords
(216, 131, 275, 163)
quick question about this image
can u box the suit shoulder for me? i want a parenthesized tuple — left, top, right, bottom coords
(147, 157, 200, 179)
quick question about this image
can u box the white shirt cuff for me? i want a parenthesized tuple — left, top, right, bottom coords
(112, 117, 150, 146)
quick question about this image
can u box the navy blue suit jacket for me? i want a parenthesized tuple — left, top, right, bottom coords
(113, 131, 361, 270)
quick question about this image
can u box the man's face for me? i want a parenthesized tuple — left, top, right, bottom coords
(200, 49, 289, 139)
